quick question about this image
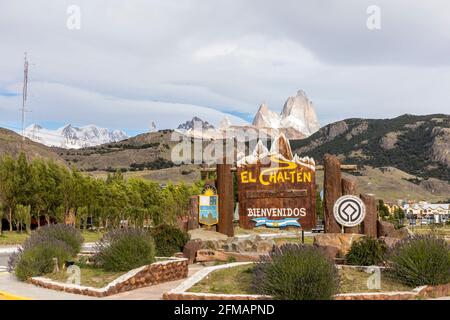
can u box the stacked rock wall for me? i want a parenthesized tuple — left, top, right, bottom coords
(30, 257, 188, 297)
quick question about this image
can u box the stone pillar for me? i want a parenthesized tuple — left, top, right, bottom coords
(361, 194, 377, 237)
(323, 154, 342, 233)
(342, 177, 361, 234)
(217, 163, 234, 237)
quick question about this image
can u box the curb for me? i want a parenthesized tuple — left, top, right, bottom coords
(0, 290, 31, 300)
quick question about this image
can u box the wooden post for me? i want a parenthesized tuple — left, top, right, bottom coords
(342, 177, 361, 234)
(360, 194, 377, 237)
(217, 163, 234, 237)
(341, 177, 356, 195)
(187, 196, 199, 230)
(323, 154, 342, 233)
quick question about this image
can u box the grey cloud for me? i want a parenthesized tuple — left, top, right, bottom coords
(0, 0, 449, 133)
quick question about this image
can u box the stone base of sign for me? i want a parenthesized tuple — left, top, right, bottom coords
(316, 245, 342, 260)
(377, 220, 411, 239)
(29, 257, 188, 297)
(195, 249, 261, 263)
(378, 236, 401, 249)
(183, 239, 203, 264)
(313, 233, 365, 257)
(221, 235, 276, 253)
(186, 232, 277, 256)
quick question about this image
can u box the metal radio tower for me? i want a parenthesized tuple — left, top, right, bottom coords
(21, 52, 30, 143)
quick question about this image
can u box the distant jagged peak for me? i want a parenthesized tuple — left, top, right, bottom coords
(177, 117, 215, 131)
(219, 116, 232, 130)
(280, 89, 320, 135)
(257, 102, 270, 113)
(252, 102, 281, 128)
(26, 123, 43, 131)
(251, 89, 320, 138)
(60, 123, 75, 130)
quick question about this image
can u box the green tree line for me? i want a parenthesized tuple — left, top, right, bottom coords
(0, 153, 202, 234)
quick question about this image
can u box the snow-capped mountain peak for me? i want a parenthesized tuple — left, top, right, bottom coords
(219, 116, 232, 130)
(177, 117, 215, 131)
(252, 102, 281, 128)
(280, 90, 320, 135)
(252, 90, 320, 137)
(23, 124, 128, 149)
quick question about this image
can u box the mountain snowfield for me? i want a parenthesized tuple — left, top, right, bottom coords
(23, 124, 128, 149)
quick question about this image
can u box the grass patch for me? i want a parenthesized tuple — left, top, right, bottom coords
(0, 232, 29, 246)
(409, 226, 450, 237)
(80, 231, 105, 243)
(0, 230, 104, 246)
(189, 264, 256, 295)
(188, 264, 414, 296)
(46, 264, 125, 288)
(338, 267, 413, 293)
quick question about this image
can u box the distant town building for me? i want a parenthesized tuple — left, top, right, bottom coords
(384, 202, 402, 215)
(403, 202, 450, 223)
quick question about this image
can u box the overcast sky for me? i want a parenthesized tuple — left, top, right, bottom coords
(1, 0, 449, 135)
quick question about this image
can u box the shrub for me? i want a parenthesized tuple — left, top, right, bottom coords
(23, 224, 83, 256)
(14, 240, 71, 281)
(94, 228, 156, 272)
(150, 224, 190, 257)
(9, 224, 83, 280)
(387, 235, 450, 287)
(252, 244, 339, 300)
(345, 237, 387, 266)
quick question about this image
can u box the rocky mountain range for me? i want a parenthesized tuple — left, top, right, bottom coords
(290, 114, 450, 182)
(1, 113, 449, 201)
(176, 90, 321, 140)
(23, 124, 128, 149)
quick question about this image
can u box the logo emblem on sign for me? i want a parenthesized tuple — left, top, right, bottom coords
(199, 186, 219, 226)
(333, 195, 366, 227)
(252, 218, 301, 228)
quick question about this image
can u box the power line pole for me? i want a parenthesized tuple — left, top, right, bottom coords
(20, 52, 30, 147)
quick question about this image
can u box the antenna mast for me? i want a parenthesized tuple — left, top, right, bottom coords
(21, 52, 30, 143)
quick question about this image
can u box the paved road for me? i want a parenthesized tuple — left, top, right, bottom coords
(0, 272, 98, 300)
(0, 253, 9, 268)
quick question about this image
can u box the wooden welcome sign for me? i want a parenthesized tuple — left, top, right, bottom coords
(237, 134, 316, 230)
